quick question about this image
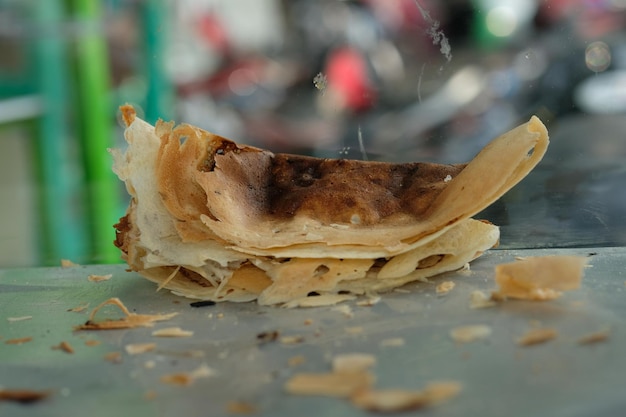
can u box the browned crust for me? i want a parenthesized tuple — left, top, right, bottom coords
(266, 154, 466, 224)
(152, 116, 466, 228)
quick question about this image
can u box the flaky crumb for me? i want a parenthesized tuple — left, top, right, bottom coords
(351, 381, 462, 412)
(226, 401, 258, 415)
(493, 256, 587, 301)
(67, 303, 89, 313)
(7, 316, 33, 322)
(288, 355, 306, 367)
(469, 290, 497, 309)
(125, 343, 156, 355)
(435, 281, 455, 295)
(285, 371, 374, 398)
(75, 298, 177, 330)
(332, 353, 376, 373)
(280, 335, 305, 345)
(331, 304, 354, 318)
(52, 341, 74, 354)
(578, 329, 610, 345)
(61, 259, 79, 268)
(351, 389, 427, 412)
(517, 328, 557, 346)
(5, 337, 32, 345)
(104, 351, 122, 364)
(379, 338, 405, 348)
(345, 326, 364, 335)
(160, 364, 215, 386)
(0, 388, 51, 404)
(88, 274, 112, 282)
(151, 327, 194, 337)
(450, 325, 492, 343)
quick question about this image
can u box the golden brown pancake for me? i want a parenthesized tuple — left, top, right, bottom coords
(111, 105, 548, 306)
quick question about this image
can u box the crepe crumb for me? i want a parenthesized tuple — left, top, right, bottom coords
(0, 388, 51, 404)
(160, 364, 215, 386)
(436, 281, 455, 295)
(151, 327, 194, 337)
(226, 401, 257, 415)
(450, 325, 492, 343)
(88, 274, 112, 282)
(52, 341, 74, 354)
(257, 330, 280, 344)
(104, 351, 123, 364)
(68, 303, 89, 313)
(144, 390, 157, 400)
(75, 298, 178, 330)
(280, 335, 305, 345)
(61, 259, 79, 267)
(351, 389, 428, 412)
(493, 256, 587, 301)
(345, 326, 364, 335)
(144, 360, 156, 369)
(303, 319, 314, 325)
(125, 343, 156, 355)
(288, 355, 306, 367)
(332, 353, 376, 373)
(285, 371, 375, 398)
(7, 316, 33, 322)
(5, 337, 32, 345)
(578, 329, 610, 345)
(351, 381, 462, 412)
(469, 290, 497, 309)
(331, 304, 354, 318)
(516, 328, 557, 346)
(379, 337, 406, 348)
(84, 339, 101, 347)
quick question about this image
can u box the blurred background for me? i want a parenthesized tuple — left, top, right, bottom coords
(1, 0, 625, 267)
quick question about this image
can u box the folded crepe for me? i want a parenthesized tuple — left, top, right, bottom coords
(111, 105, 549, 306)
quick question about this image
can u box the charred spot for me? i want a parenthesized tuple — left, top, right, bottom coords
(113, 214, 130, 252)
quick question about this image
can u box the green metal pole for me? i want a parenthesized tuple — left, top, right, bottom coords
(143, 0, 174, 124)
(72, 0, 121, 263)
(34, 0, 88, 265)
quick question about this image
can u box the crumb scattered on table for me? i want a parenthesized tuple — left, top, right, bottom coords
(52, 341, 74, 354)
(75, 298, 178, 330)
(379, 337, 406, 348)
(436, 281, 455, 295)
(226, 401, 258, 415)
(450, 325, 492, 343)
(160, 364, 215, 386)
(517, 328, 557, 346)
(7, 316, 33, 322)
(5, 337, 32, 345)
(125, 343, 156, 355)
(151, 327, 194, 337)
(104, 351, 123, 364)
(88, 274, 112, 282)
(469, 291, 497, 309)
(0, 388, 51, 404)
(578, 329, 610, 345)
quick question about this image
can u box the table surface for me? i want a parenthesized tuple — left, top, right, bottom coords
(1, 247, 625, 417)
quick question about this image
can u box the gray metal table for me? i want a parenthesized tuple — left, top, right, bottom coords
(1, 247, 625, 417)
